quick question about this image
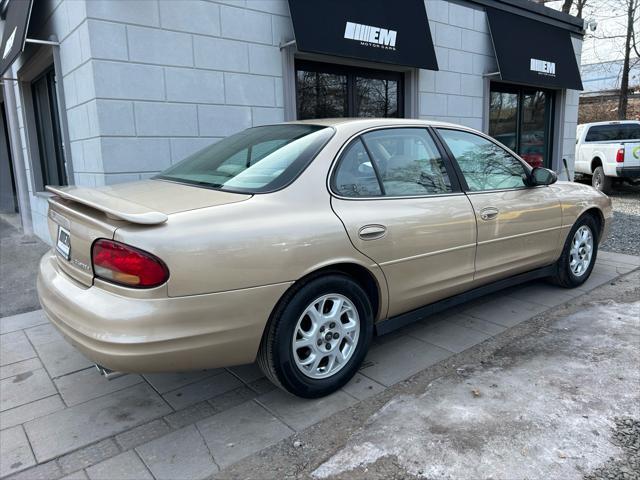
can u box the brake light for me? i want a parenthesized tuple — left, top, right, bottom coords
(92, 239, 169, 288)
(616, 148, 625, 163)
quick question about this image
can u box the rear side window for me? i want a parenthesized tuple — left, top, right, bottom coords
(585, 124, 640, 142)
(332, 128, 453, 197)
(333, 139, 383, 197)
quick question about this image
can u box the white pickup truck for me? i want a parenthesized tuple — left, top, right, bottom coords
(574, 120, 640, 193)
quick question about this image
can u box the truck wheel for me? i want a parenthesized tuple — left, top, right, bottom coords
(592, 166, 612, 194)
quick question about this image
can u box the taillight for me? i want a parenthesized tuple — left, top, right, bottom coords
(92, 239, 169, 288)
(616, 148, 625, 163)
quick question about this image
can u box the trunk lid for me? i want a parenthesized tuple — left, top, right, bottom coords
(46, 180, 250, 286)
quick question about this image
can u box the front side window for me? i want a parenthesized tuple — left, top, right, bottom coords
(438, 129, 528, 192)
(156, 125, 334, 193)
(333, 128, 453, 197)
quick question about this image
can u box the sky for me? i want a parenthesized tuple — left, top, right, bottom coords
(543, 0, 638, 66)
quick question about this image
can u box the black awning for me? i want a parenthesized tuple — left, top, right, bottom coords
(0, 0, 34, 76)
(486, 7, 583, 91)
(287, 0, 438, 71)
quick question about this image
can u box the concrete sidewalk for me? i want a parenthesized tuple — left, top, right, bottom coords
(1, 251, 638, 480)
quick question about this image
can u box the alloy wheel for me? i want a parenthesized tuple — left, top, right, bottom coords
(569, 225, 594, 277)
(292, 294, 360, 379)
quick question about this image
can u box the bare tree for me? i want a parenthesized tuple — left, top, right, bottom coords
(534, 0, 588, 18)
(618, 0, 639, 118)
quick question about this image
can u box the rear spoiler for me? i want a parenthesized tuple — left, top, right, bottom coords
(46, 186, 168, 225)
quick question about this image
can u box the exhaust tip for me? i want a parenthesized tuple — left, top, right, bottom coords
(95, 364, 126, 381)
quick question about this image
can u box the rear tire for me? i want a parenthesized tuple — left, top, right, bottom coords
(592, 166, 612, 194)
(257, 274, 373, 398)
(551, 215, 599, 288)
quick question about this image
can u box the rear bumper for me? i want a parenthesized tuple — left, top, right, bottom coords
(37, 251, 291, 372)
(616, 166, 640, 179)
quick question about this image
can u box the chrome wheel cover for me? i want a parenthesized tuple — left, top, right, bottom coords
(569, 225, 594, 277)
(292, 294, 360, 379)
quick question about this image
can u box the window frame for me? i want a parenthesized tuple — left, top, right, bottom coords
(295, 59, 405, 120)
(488, 82, 555, 169)
(433, 126, 536, 194)
(328, 125, 463, 200)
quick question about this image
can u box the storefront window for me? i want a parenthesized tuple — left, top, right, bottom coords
(489, 84, 554, 168)
(296, 60, 403, 120)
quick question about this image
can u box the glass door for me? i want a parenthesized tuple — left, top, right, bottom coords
(489, 83, 554, 168)
(295, 60, 403, 120)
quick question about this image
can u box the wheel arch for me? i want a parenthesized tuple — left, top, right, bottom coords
(590, 156, 603, 173)
(580, 207, 605, 240)
(259, 261, 386, 346)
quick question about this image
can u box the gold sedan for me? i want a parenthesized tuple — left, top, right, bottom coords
(37, 119, 612, 398)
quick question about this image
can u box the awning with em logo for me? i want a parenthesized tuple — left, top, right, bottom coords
(286, 0, 438, 71)
(0, 0, 34, 76)
(486, 7, 583, 91)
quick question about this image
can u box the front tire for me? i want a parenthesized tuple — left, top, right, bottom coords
(592, 166, 612, 194)
(257, 274, 374, 398)
(551, 215, 599, 288)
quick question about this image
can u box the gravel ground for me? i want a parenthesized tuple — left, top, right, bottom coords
(575, 180, 640, 256)
(585, 417, 640, 480)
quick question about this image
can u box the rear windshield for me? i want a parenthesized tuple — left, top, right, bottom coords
(156, 125, 334, 193)
(585, 123, 640, 142)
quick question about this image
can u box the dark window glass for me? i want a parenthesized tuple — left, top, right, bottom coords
(489, 84, 554, 169)
(520, 91, 549, 169)
(333, 139, 382, 197)
(32, 67, 66, 187)
(585, 123, 640, 142)
(362, 128, 452, 196)
(489, 91, 518, 151)
(296, 71, 347, 119)
(156, 125, 334, 193)
(438, 129, 528, 192)
(354, 77, 399, 118)
(296, 60, 403, 120)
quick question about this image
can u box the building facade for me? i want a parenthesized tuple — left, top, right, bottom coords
(0, 0, 585, 243)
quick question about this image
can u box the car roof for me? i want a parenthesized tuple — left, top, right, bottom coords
(286, 117, 462, 129)
(578, 120, 640, 127)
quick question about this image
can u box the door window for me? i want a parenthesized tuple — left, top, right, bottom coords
(296, 60, 403, 119)
(333, 128, 452, 197)
(438, 129, 528, 192)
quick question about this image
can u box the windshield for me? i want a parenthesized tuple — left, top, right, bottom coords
(585, 123, 640, 142)
(156, 125, 334, 193)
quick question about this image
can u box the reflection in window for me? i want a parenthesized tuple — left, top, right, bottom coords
(489, 91, 518, 151)
(333, 139, 382, 197)
(438, 129, 527, 192)
(296, 71, 347, 120)
(295, 60, 403, 120)
(489, 84, 553, 168)
(355, 78, 399, 118)
(362, 129, 451, 196)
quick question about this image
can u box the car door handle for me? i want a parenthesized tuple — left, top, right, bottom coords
(358, 225, 387, 240)
(480, 207, 499, 221)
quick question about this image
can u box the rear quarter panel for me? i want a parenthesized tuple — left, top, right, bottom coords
(113, 129, 389, 320)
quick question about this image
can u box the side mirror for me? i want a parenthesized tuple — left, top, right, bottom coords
(530, 167, 558, 186)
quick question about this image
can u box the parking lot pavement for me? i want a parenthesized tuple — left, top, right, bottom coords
(0, 251, 638, 479)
